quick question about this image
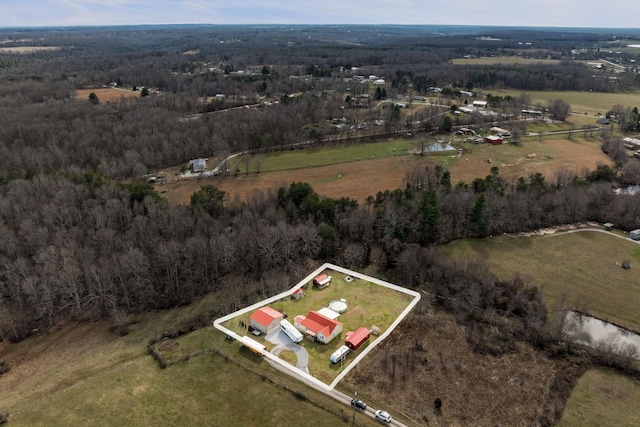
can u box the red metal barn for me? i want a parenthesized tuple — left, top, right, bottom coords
(345, 327, 371, 350)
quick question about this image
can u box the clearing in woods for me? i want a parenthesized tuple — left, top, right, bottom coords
(157, 137, 611, 205)
(0, 46, 61, 54)
(76, 88, 142, 103)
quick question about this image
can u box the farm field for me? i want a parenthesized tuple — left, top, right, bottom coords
(76, 88, 141, 103)
(219, 270, 415, 385)
(485, 89, 640, 117)
(156, 136, 611, 205)
(451, 56, 561, 66)
(444, 230, 640, 333)
(558, 368, 640, 427)
(0, 296, 374, 427)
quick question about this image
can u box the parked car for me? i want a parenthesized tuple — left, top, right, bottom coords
(351, 398, 366, 411)
(374, 410, 392, 423)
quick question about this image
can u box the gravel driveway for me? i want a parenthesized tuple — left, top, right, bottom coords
(266, 329, 309, 372)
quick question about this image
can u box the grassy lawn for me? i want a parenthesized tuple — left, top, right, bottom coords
(558, 368, 640, 427)
(485, 89, 640, 117)
(220, 270, 414, 385)
(444, 230, 640, 332)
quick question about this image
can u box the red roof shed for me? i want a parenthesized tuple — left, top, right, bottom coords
(345, 327, 371, 350)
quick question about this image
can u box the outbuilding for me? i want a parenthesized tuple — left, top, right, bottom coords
(249, 306, 284, 334)
(189, 158, 207, 173)
(485, 135, 503, 145)
(345, 327, 371, 351)
(313, 274, 332, 289)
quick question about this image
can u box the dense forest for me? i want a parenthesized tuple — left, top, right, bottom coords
(0, 25, 640, 346)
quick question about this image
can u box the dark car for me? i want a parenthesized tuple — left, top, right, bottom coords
(351, 398, 366, 411)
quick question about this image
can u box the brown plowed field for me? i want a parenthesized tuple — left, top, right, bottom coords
(156, 138, 611, 206)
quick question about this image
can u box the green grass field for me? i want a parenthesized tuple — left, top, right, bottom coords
(558, 368, 640, 427)
(445, 230, 640, 332)
(485, 89, 640, 117)
(233, 139, 415, 173)
(219, 272, 414, 385)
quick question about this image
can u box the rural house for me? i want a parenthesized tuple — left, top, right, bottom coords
(472, 100, 488, 108)
(189, 158, 207, 173)
(294, 311, 343, 344)
(250, 306, 284, 334)
(312, 274, 332, 289)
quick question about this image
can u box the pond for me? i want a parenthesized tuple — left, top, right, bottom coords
(425, 142, 456, 152)
(564, 311, 640, 360)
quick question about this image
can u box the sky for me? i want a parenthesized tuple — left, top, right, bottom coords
(0, 0, 639, 29)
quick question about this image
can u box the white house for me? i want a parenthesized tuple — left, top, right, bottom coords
(294, 310, 343, 344)
(189, 158, 207, 173)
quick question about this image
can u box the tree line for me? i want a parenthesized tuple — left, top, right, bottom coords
(1, 159, 639, 342)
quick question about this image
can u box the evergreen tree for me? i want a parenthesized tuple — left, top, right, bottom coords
(419, 185, 440, 244)
(468, 193, 488, 237)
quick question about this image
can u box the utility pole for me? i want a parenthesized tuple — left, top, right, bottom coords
(352, 391, 357, 426)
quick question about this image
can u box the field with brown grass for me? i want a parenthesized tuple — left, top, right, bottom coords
(0, 297, 372, 427)
(156, 137, 611, 206)
(342, 311, 567, 426)
(558, 368, 640, 427)
(76, 88, 141, 103)
(451, 56, 561, 66)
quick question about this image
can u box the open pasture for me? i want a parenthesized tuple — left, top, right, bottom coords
(76, 88, 141, 103)
(451, 56, 560, 66)
(0, 297, 365, 427)
(157, 134, 611, 205)
(485, 89, 640, 117)
(447, 137, 611, 184)
(558, 368, 640, 427)
(445, 230, 640, 332)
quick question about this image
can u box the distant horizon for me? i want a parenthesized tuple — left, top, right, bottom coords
(1, 23, 639, 33)
(1, 1, 640, 30)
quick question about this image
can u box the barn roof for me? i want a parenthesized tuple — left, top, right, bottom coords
(250, 306, 283, 327)
(346, 327, 370, 347)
